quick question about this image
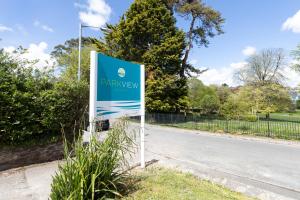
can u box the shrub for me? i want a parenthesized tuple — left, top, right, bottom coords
(296, 99, 300, 109)
(41, 80, 89, 136)
(50, 120, 136, 199)
(220, 94, 248, 120)
(238, 125, 250, 132)
(0, 51, 55, 144)
(0, 49, 89, 145)
(200, 95, 220, 115)
(242, 114, 258, 122)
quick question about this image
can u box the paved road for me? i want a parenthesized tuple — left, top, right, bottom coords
(141, 124, 300, 200)
(1, 124, 300, 200)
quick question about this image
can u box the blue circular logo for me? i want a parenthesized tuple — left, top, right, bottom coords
(118, 68, 125, 78)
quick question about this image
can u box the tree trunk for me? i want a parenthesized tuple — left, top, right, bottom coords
(180, 16, 196, 78)
(266, 113, 270, 119)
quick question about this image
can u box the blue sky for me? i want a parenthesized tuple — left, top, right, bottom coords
(0, 0, 300, 87)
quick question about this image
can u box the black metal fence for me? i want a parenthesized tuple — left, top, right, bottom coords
(144, 113, 300, 140)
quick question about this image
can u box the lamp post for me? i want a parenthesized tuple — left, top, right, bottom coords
(78, 23, 107, 81)
(78, 23, 82, 81)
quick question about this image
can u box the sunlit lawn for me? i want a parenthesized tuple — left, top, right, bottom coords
(123, 167, 256, 200)
(268, 110, 300, 121)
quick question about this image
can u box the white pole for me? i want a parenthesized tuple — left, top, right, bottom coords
(89, 51, 97, 136)
(140, 65, 145, 168)
(78, 23, 82, 81)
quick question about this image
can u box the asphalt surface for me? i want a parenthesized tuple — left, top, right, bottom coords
(1, 124, 300, 200)
(141, 124, 300, 200)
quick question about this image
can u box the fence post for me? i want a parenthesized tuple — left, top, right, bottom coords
(226, 119, 229, 133)
(267, 118, 271, 137)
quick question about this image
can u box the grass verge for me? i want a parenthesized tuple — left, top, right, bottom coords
(123, 167, 256, 200)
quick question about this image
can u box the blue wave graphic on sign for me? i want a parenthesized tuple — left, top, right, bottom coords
(96, 101, 141, 119)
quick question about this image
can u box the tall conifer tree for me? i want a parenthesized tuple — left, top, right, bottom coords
(104, 0, 188, 112)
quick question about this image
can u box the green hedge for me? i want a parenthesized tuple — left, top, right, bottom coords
(0, 50, 88, 145)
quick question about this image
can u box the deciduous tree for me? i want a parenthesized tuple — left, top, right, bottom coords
(235, 48, 286, 86)
(187, 78, 220, 114)
(237, 84, 293, 118)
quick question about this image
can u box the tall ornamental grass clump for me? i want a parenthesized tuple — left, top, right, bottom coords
(50, 120, 136, 199)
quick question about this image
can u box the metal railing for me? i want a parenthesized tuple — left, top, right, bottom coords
(144, 113, 300, 140)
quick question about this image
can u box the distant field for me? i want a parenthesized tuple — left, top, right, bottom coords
(258, 110, 300, 122)
(272, 110, 300, 119)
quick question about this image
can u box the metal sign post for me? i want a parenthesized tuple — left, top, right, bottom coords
(140, 65, 145, 168)
(89, 51, 145, 168)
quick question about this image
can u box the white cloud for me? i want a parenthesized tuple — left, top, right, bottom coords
(34, 20, 54, 32)
(230, 62, 248, 69)
(199, 65, 238, 86)
(282, 10, 300, 33)
(3, 46, 16, 54)
(283, 66, 300, 87)
(76, 0, 111, 28)
(4, 42, 56, 70)
(41, 25, 54, 32)
(198, 60, 300, 87)
(199, 62, 247, 86)
(284, 60, 300, 87)
(242, 46, 256, 56)
(0, 24, 13, 32)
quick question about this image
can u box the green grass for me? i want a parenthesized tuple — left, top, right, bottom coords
(164, 119, 300, 140)
(258, 110, 300, 122)
(123, 167, 256, 200)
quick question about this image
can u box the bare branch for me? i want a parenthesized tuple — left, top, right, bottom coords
(235, 48, 286, 86)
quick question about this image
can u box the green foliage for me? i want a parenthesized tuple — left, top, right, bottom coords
(172, 0, 224, 47)
(56, 46, 96, 82)
(297, 100, 300, 109)
(215, 84, 232, 104)
(146, 71, 188, 112)
(0, 50, 55, 144)
(106, 0, 182, 63)
(0, 49, 89, 145)
(238, 84, 293, 115)
(200, 95, 220, 115)
(242, 114, 258, 122)
(169, 0, 225, 77)
(220, 94, 248, 120)
(50, 120, 135, 200)
(220, 84, 293, 120)
(51, 37, 98, 58)
(41, 80, 89, 134)
(104, 0, 188, 112)
(188, 78, 219, 114)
